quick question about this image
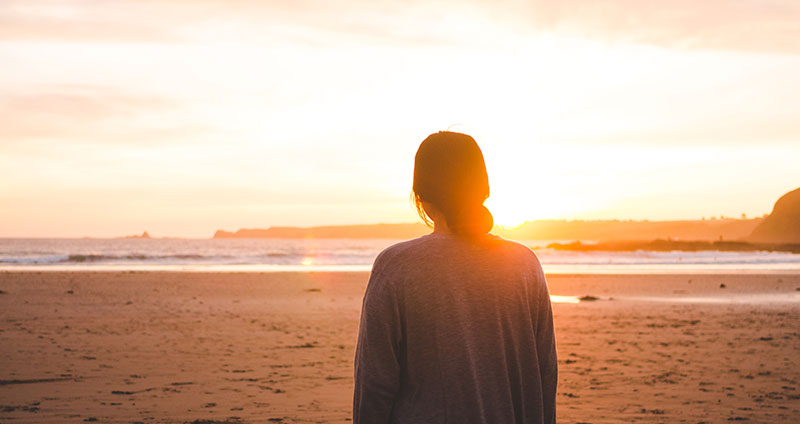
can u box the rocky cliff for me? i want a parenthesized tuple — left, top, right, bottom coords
(749, 187, 800, 244)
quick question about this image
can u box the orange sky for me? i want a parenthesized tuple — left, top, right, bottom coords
(2, 0, 799, 238)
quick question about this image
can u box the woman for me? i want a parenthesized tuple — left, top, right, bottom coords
(354, 131, 557, 424)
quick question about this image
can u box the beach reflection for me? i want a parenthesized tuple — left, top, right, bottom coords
(550, 295, 580, 304)
(626, 292, 800, 304)
(548, 293, 800, 305)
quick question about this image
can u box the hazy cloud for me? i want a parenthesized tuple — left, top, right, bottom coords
(0, 86, 212, 146)
(522, 0, 800, 54)
(0, 1, 179, 42)
(2, 0, 799, 53)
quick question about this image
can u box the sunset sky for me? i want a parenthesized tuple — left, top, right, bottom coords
(2, 0, 800, 238)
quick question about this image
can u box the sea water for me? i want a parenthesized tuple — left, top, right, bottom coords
(1, 238, 799, 273)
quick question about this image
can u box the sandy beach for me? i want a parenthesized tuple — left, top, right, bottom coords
(0, 271, 798, 423)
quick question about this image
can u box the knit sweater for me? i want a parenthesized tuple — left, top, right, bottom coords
(354, 232, 557, 423)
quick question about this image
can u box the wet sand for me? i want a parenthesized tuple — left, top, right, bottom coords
(0, 271, 798, 423)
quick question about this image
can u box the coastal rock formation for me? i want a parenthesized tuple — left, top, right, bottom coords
(749, 187, 800, 244)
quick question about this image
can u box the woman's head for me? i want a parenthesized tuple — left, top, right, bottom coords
(412, 131, 494, 238)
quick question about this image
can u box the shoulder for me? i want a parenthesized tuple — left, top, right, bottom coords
(484, 235, 547, 287)
(371, 234, 435, 275)
(487, 234, 543, 265)
(362, 236, 433, 303)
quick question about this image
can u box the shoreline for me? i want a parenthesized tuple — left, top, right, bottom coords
(3, 265, 800, 274)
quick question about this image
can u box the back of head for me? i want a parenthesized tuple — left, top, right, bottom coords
(412, 131, 494, 239)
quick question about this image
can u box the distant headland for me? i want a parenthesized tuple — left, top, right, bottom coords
(213, 218, 763, 241)
(546, 239, 800, 254)
(214, 186, 800, 247)
(214, 223, 427, 239)
(748, 187, 800, 244)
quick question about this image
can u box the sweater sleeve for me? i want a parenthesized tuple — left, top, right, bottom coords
(353, 255, 404, 423)
(534, 263, 558, 424)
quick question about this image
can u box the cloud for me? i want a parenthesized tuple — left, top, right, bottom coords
(522, 0, 800, 54)
(0, 1, 179, 42)
(6, 0, 798, 54)
(0, 85, 212, 147)
(0, 0, 477, 52)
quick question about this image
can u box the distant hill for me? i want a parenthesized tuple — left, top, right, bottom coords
(214, 223, 429, 239)
(214, 218, 762, 241)
(749, 187, 800, 244)
(496, 218, 762, 242)
(546, 239, 800, 254)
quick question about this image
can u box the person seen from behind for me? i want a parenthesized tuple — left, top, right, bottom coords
(353, 131, 558, 423)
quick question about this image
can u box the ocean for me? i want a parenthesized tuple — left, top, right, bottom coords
(1, 238, 799, 273)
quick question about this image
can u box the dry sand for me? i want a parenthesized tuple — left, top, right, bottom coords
(0, 271, 798, 423)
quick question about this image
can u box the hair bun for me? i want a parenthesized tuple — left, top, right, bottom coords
(476, 204, 494, 234)
(450, 203, 493, 237)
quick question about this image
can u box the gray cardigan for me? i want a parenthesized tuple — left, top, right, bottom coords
(354, 233, 557, 423)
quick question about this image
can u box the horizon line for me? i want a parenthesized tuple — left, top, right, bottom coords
(1, 215, 767, 240)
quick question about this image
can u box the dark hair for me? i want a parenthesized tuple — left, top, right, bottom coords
(412, 131, 494, 238)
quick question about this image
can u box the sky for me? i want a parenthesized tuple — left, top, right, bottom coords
(2, 0, 800, 238)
